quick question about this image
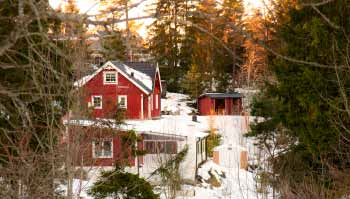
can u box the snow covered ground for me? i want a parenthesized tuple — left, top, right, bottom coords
(62, 92, 267, 199)
(156, 92, 266, 199)
(161, 92, 195, 115)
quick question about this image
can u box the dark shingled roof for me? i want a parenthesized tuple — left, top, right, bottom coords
(111, 61, 157, 93)
(123, 62, 156, 81)
(199, 93, 243, 99)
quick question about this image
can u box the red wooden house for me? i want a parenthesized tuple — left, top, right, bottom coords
(75, 61, 162, 119)
(64, 116, 209, 182)
(198, 93, 243, 115)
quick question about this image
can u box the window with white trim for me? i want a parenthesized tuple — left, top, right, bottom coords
(155, 94, 158, 109)
(118, 95, 127, 109)
(92, 96, 102, 109)
(92, 139, 113, 158)
(103, 71, 117, 84)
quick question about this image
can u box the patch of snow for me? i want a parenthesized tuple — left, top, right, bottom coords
(57, 179, 94, 199)
(161, 92, 195, 115)
(125, 115, 208, 138)
(235, 87, 260, 94)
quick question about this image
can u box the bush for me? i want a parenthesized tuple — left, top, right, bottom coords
(88, 167, 159, 199)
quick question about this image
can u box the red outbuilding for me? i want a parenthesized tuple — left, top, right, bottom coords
(198, 93, 243, 115)
(74, 61, 162, 120)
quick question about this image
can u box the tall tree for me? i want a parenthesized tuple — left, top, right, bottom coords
(0, 0, 73, 197)
(183, 0, 244, 97)
(240, 9, 269, 87)
(98, 0, 147, 62)
(148, 0, 194, 91)
(219, 0, 245, 89)
(248, 1, 350, 198)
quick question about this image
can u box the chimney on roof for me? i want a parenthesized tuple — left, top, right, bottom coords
(131, 72, 134, 77)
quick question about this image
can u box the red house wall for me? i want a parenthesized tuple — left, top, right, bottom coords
(198, 96, 242, 116)
(198, 96, 212, 115)
(84, 67, 161, 120)
(151, 71, 161, 118)
(69, 126, 140, 167)
(232, 98, 243, 114)
(225, 98, 232, 115)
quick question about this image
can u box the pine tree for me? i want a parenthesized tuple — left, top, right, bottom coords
(216, 0, 245, 90)
(98, 0, 147, 62)
(88, 166, 159, 199)
(240, 9, 268, 87)
(63, 0, 82, 36)
(183, 0, 244, 97)
(248, 1, 350, 197)
(148, 0, 194, 91)
(0, 0, 73, 197)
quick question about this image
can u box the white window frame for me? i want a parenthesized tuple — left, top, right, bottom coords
(92, 139, 113, 158)
(118, 95, 127, 109)
(155, 94, 158, 109)
(103, 71, 117, 84)
(91, 95, 102, 109)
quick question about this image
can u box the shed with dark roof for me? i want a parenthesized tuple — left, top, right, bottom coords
(198, 93, 243, 115)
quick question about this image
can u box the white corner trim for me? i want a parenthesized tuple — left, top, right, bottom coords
(153, 65, 162, 93)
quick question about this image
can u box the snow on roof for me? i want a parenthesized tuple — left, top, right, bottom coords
(199, 92, 243, 99)
(64, 116, 207, 138)
(112, 62, 153, 93)
(64, 115, 211, 139)
(125, 115, 209, 138)
(73, 61, 158, 94)
(73, 74, 93, 87)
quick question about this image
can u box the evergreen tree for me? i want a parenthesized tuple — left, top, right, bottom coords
(218, 0, 245, 89)
(0, 0, 73, 197)
(88, 166, 159, 199)
(98, 0, 146, 62)
(183, 0, 244, 97)
(248, 1, 350, 197)
(148, 0, 194, 91)
(240, 9, 269, 87)
(101, 31, 127, 61)
(88, 131, 156, 199)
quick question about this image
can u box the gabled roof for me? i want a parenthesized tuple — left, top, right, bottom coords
(198, 92, 243, 99)
(74, 61, 159, 95)
(122, 62, 156, 81)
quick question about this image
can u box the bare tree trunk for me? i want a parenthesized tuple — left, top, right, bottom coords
(125, 0, 131, 61)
